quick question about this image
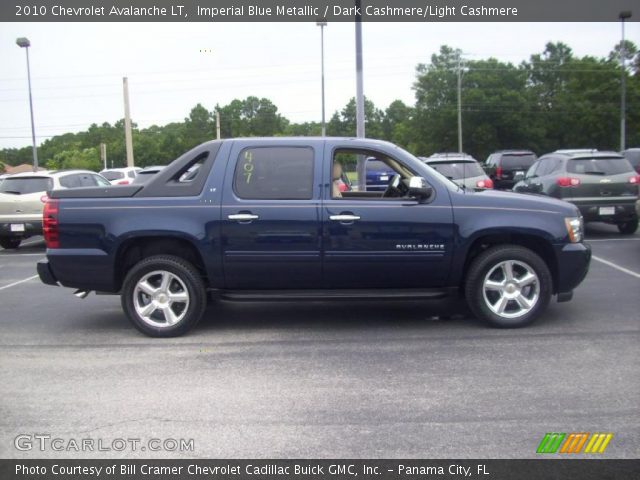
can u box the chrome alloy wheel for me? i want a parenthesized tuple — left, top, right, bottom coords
(133, 270, 190, 328)
(482, 260, 540, 319)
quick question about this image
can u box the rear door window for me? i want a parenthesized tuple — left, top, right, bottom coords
(234, 147, 314, 200)
(428, 161, 484, 179)
(101, 171, 124, 181)
(501, 154, 537, 169)
(567, 157, 634, 175)
(0, 177, 53, 194)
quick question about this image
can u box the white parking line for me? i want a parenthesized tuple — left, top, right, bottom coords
(0, 274, 39, 291)
(588, 238, 640, 242)
(592, 255, 640, 279)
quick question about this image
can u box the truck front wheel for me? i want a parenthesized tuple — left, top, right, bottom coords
(464, 245, 552, 328)
(121, 255, 207, 337)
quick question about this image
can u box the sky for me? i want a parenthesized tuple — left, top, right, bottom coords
(1, 21, 638, 149)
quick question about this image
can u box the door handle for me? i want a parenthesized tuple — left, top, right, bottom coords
(228, 213, 259, 222)
(329, 214, 361, 222)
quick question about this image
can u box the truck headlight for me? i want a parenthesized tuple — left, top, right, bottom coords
(565, 216, 584, 243)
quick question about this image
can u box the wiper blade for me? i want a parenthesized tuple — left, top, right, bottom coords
(1, 190, 21, 194)
(583, 171, 605, 175)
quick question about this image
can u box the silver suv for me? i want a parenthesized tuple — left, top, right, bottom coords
(0, 170, 110, 249)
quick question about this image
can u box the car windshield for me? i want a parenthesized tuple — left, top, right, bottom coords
(567, 157, 634, 175)
(101, 171, 125, 181)
(0, 177, 53, 194)
(427, 161, 485, 179)
(501, 154, 536, 169)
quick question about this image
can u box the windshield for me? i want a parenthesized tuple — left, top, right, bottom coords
(567, 157, 634, 175)
(101, 171, 125, 181)
(427, 161, 484, 179)
(501, 154, 537, 169)
(0, 177, 53, 194)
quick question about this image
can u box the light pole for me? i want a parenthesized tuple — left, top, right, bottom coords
(316, 20, 327, 137)
(16, 37, 38, 171)
(619, 11, 632, 151)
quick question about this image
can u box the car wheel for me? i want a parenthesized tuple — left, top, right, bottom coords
(465, 245, 552, 328)
(617, 218, 638, 235)
(0, 237, 21, 249)
(121, 255, 206, 337)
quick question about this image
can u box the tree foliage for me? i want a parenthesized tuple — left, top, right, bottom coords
(2, 42, 638, 171)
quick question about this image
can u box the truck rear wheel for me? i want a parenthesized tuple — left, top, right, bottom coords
(0, 237, 21, 249)
(464, 245, 552, 328)
(617, 217, 638, 235)
(121, 255, 206, 337)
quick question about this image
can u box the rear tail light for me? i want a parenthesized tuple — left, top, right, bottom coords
(116, 180, 130, 185)
(629, 175, 640, 184)
(43, 199, 60, 249)
(40, 194, 49, 203)
(476, 178, 494, 189)
(556, 177, 581, 187)
(495, 166, 503, 179)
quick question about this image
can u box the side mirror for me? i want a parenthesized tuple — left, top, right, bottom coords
(513, 172, 525, 182)
(408, 176, 433, 201)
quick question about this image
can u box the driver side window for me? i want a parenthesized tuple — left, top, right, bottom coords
(331, 148, 413, 200)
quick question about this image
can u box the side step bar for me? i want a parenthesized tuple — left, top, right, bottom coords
(215, 288, 453, 302)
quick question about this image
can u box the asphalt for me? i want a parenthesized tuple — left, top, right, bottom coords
(0, 225, 638, 459)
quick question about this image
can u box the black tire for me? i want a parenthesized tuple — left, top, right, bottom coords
(0, 237, 21, 249)
(121, 255, 206, 337)
(464, 245, 552, 328)
(617, 217, 638, 235)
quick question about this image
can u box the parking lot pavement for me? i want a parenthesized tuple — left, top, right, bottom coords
(0, 229, 638, 459)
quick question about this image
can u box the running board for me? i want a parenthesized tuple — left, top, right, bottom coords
(215, 288, 453, 302)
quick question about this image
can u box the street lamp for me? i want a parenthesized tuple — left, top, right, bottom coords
(619, 10, 632, 151)
(316, 20, 327, 136)
(16, 37, 38, 171)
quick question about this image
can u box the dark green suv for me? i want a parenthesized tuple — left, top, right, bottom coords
(514, 150, 639, 234)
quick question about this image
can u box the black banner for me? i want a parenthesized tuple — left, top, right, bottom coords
(2, 0, 639, 22)
(1, 460, 639, 480)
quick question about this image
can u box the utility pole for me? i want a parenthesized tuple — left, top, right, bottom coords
(619, 11, 632, 151)
(457, 54, 463, 154)
(16, 37, 38, 171)
(123, 77, 134, 167)
(216, 110, 221, 140)
(100, 143, 107, 171)
(355, 0, 366, 191)
(317, 20, 327, 136)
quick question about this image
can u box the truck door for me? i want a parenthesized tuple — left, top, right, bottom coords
(322, 144, 454, 289)
(220, 141, 322, 289)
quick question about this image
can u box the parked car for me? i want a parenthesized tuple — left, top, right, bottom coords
(420, 153, 493, 191)
(0, 170, 110, 249)
(131, 166, 165, 185)
(621, 148, 640, 174)
(38, 138, 590, 337)
(365, 157, 396, 191)
(484, 150, 538, 190)
(513, 150, 639, 234)
(100, 167, 141, 185)
(0, 173, 8, 186)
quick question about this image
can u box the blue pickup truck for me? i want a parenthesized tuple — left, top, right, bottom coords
(38, 138, 591, 337)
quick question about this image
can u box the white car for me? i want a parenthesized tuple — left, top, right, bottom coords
(99, 167, 141, 185)
(0, 170, 110, 249)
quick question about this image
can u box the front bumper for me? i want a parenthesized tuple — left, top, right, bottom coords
(0, 219, 42, 238)
(554, 242, 591, 294)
